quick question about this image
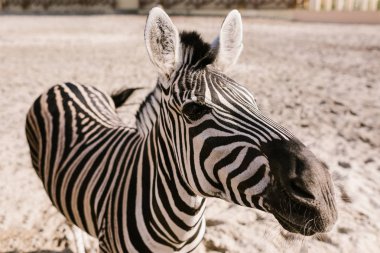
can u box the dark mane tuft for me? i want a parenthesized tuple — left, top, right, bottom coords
(180, 31, 216, 69)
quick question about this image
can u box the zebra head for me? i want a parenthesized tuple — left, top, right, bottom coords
(144, 8, 337, 236)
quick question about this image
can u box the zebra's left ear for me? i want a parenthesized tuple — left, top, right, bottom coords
(144, 7, 181, 82)
(211, 10, 243, 71)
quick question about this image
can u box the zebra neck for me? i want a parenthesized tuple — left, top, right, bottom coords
(139, 121, 206, 250)
(134, 82, 207, 249)
(151, 164, 206, 248)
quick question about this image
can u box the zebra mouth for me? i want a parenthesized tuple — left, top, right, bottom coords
(272, 211, 317, 236)
(265, 185, 319, 236)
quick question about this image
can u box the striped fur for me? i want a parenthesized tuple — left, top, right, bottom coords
(25, 8, 336, 253)
(25, 43, 291, 252)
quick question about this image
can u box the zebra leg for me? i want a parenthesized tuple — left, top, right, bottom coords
(71, 224, 86, 253)
(81, 230, 97, 253)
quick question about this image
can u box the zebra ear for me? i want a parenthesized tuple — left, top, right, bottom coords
(212, 10, 243, 71)
(144, 7, 180, 81)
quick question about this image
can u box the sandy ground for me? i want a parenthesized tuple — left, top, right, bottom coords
(0, 14, 379, 253)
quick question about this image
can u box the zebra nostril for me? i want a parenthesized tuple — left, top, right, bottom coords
(289, 180, 315, 200)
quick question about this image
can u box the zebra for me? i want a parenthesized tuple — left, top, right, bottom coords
(25, 7, 337, 253)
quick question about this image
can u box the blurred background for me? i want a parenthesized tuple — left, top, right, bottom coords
(0, 1, 379, 253)
(0, 0, 380, 19)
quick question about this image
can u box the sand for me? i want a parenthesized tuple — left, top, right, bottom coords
(0, 14, 379, 253)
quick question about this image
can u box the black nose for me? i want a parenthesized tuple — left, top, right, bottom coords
(263, 140, 322, 203)
(288, 177, 315, 200)
(263, 139, 338, 234)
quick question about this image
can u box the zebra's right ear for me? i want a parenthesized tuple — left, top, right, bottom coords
(144, 7, 180, 82)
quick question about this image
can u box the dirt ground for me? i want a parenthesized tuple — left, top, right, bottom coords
(0, 14, 379, 253)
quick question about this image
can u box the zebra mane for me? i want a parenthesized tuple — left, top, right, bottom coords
(110, 86, 159, 133)
(135, 85, 161, 134)
(179, 31, 217, 69)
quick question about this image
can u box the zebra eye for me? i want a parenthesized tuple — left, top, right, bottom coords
(182, 102, 211, 121)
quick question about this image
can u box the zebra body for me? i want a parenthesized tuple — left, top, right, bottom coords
(26, 8, 337, 253)
(26, 82, 205, 252)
